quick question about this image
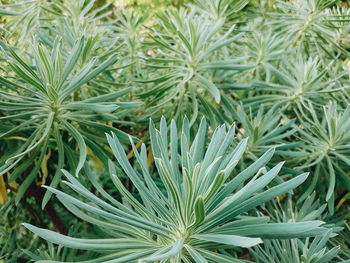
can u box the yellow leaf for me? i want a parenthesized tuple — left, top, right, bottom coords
(87, 147, 104, 170)
(39, 149, 52, 185)
(147, 148, 154, 167)
(336, 192, 350, 210)
(7, 172, 18, 190)
(0, 176, 7, 204)
(2, 136, 28, 141)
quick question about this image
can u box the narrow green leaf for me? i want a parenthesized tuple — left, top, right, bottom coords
(193, 234, 262, 248)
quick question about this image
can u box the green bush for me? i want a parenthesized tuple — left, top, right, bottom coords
(0, 0, 349, 262)
(24, 117, 327, 262)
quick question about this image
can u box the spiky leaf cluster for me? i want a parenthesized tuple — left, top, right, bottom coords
(24, 117, 327, 262)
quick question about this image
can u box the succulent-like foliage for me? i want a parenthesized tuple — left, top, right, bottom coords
(114, 10, 148, 80)
(0, 0, 115, 50)
(296, 102, 350, 206)
(1, 0, 350, 261)
(24, 118, 327, 262)
(251, 230, 344, 263)
(330, 222, 350, 261)
(24, 235, 98, 262)
(240, 30, 287, 81)
(190, 0, 248, 21)
(247, 55, 346, 112)
(250, 193, 345, 263)
(0, 0, 50, 46)
(269, 0, 350, 57)
(0, 39, 139, 205)
(324, 6, 350, 54)
(233, 105, 300, 166)
(139, 8, 252, 124)
(0, 198, 46, 263)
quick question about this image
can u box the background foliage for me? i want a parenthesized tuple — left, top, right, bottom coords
(0, 0, 350, 262)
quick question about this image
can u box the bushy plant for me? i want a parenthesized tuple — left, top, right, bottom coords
(24, 117, 327, 262)
(138, 7, 252, 124)
(0, 0, 350, 261)
(0, 39, 139, 206)
(295, 102, 350, 207)
(250, 193, 347, 263)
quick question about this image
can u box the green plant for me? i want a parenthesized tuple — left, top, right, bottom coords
(233, 104, 301, 167)
(113, 9, 149, 83)
(0, 197, 53, 263)
(111, 0, 189, 9)
(330, 222, 350, 260)
(0, 0, 115, 50)
(250, 193, 347, 263)
(37, 0, 116, 62)
(269, 0, 350, 57)
(190, 0, 248, 21)
(24, 117, 327, 262)
(251, 230, 345, 263)
(240, 29, 288, 81)
(138, 8, 253, 124)
(0, 39, 140, 206)
(0, 200, 25, 263)
(246, 55, 346, 113)
(295, 102, 350, 207)
(0, 0, 52, 47)
(23, 234, 99, 262)
(324, 6, 350, 55)
(1, 0, 350, 261)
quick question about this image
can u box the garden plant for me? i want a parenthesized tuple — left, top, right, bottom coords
(0, 0, 349, 262)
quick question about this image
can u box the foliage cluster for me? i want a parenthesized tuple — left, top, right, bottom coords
(0, 0, 350, 262)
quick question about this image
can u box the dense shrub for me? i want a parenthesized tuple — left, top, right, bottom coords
(0, 0, 349, 262)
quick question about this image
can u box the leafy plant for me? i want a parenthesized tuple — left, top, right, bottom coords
(24, 117, 327, 262)
(0, 0, 115, 51)
(0, 0, 52, 47)
(330, 222, 350, 260)
(138, 8, 253, 124)
(251, 230, 345, 263)
(269, 0, 350, 57)
(0, 198, 44, 263)
(240, 29, 288, 81)
(1, 0, 350, 261)
(24, 234, 99, 262)
(113, 9, 149, 82)
(233, 104, 301, 167)
(190, 0, 248, 21)
(246, 55, 346, 113)
(295, 102, 350, 207)
(0, 38, 140, 206)
(250, 192, 346, 263)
